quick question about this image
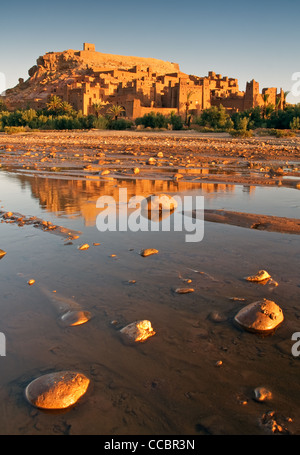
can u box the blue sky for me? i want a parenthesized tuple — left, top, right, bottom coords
(1, 0, 300, 103)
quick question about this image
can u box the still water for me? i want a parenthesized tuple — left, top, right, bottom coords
(0, 170, 299, 435)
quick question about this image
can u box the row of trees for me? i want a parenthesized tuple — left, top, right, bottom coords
(0, 96, 133, 131)
(193, 103, 300, 134)
(0, 95, 299, 133)
(0, 96, 184, 131)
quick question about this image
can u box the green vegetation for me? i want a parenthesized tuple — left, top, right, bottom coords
(107, 104, 125, 120)
(0, 95, 299, 135)
(290, 116, 300, 130)
(193, 105, 234, 131)
(135, 111, 183, 130)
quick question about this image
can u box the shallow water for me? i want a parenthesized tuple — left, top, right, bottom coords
(0, 169, 299, 435)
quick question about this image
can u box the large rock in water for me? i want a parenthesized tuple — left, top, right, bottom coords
(25, 371, 90, 410)
(234, 299, 284, 333)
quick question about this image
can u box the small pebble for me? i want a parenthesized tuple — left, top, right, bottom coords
(209, 310, 227, 323)
(120, 320, 156, 343)
(78, 244, 89, 250)
(254, 386, 272, 402)
(140, 248, 158, 257)
(245, 269, 271, 282)
(0, 249, 6, 258)
(174, 288, 194, 294)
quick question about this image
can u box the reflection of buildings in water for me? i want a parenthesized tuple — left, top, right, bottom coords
(15, 174, 235, 226)
(242, 185, 256, 194)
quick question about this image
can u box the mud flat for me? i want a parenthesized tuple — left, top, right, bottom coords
(190, 209, 300, 235)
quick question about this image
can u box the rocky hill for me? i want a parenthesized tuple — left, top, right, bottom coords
(3, 44, 180, 109)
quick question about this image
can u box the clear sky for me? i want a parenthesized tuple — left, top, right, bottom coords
(1, 0, 299, 103)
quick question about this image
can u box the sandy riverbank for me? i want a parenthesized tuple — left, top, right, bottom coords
(0, 129, 299, 186)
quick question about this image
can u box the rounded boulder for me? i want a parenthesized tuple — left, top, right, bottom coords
(25, 371, 90, 410)
(234, 299, 284, 333)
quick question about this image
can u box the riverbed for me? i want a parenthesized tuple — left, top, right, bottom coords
(0, 130, 299, 435)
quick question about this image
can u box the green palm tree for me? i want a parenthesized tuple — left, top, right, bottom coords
(47, 95, 62, 113)
(283, 91, 290, 109)
(107, 104, 125, 120)
(275, 97, 281, 111)
(262, 93, 270, 119)
(60, 101, 74, 115)
(265, 104, 274, 119)
(92, 101, 105, 118)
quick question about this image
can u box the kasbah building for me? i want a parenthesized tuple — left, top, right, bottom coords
(6, 43, 286, 119)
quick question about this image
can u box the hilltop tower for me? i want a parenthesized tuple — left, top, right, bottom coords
(83, 43, 95, 52)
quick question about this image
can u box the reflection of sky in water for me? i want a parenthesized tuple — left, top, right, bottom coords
(189, 185, 300, 218)
(0, 170, 299, 231)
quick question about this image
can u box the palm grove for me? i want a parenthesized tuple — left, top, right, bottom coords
(0, 92, 299, 136)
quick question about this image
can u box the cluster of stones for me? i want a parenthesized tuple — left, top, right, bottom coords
(234, 269, 284, 333)
(0, 210, 81, 240)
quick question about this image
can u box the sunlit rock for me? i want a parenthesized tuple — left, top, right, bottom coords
(78, 243, 90, 250)
(25, 371, 90, 410)
(234, 299, 284, 333)
(140, 248, 158, 257)
(259, 410, 290, 434)
(147, 157, 156, 165)
(254, 386, 272, 402)
(120, 320, 156, 343)
(0, 249, 6, 259)
(59, 310, 92, 327)
(174, 288, 194, 294)
(245, 270, 271, 282)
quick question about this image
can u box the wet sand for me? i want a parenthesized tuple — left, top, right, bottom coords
(196, 209, 300, 235)
(0, 130, 300, 436)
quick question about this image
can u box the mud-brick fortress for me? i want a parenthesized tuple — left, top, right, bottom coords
(5, 43, 285, 119)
